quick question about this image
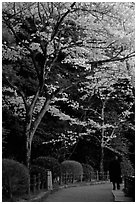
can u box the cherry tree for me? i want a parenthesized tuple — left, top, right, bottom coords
(2, 2, 135, 169)
(2, 2, 78, 168)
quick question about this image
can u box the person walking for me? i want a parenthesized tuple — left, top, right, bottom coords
(109, 155, 121, 190)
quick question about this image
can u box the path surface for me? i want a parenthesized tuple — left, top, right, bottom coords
(45, 183, 114, 202)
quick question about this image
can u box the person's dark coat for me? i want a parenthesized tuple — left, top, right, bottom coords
(109, 159, 121, 183)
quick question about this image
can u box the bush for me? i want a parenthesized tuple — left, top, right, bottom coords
(2, 159, 29, 200)
(33, 157, 61, 179)
(82, 163, 95, 181)
(61, 160, 83, 180)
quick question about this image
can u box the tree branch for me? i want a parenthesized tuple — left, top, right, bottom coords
(3, 16, 32, 53)
(3, 2, 36, 19)
(83, 108, 102, 118)
(31, 53, 41, 83)
(103, 128, 115, 146)
(51, 2, 76, 41)
(92, 135, 101, 143)
(37, 2, 43, 23)
(30, 98, 51, 141)
(29, 89, 40, 116)
(90, 52, 135, 66)
(3, 12, 42, 84)
(3, 74, 28, 111)
(104, 145, 123, 156)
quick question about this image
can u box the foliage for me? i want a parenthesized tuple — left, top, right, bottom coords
(2, 2, 80, 168)
(2, 2, 135, 170)
(2, 159, 29, 200)
(61, 160, 83, 179)
(82, 163, 94, 172)
(121, 157, 134, 176)
(33, 156, 61, 179)
(2, 107, 25, 162)
(82, 163, 95, 181)
(82, 78, 134, 150)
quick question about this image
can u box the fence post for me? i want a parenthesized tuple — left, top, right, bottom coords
(41, 179, 44, 189)
(60, 175, 62, 185)
(89, 173, 91, 181)
(80, 174, 83, 182)
(68, 174, 70, 183)
(72, 175, 74, 183)
(32, 175, 36, 193)
(96, 171, 99, 181)
(37, 173, 41, 191)
(64, 174, 66, 184)
(7, 177, 13, 200)
(107, 171, 109, 180)
(70, 174, 73, 183)
(65, 173, 67, 184)
(47, 170, 53, 190)
(27, 176, 30, 196)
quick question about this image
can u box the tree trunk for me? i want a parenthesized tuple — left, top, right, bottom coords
(26, 136, 32, 170)
(100, 102, 105, 179)
(25, 111, 32, 170)
(100, 144, 104, 180)
(24, 98, 51, 169)
(26, 136, 31, 195)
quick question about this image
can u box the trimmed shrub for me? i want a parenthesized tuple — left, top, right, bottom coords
(2, 159, 29, 199)
(61, 160, 83, 180)
(33, 157, 61, 179)
(82, 163, 95, 181)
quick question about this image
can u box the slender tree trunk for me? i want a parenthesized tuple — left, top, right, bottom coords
(100, 102, 105, 179)
(25, 112, 35, 195)
(25, 111, 32, 169)
(25, 134, 31, 195)
(100, 144, 104, 179)
(24, 98, 51, 169)
(26, 135, 32, 170)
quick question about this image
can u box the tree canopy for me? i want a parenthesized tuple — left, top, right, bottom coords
(2, 2, 135, 171)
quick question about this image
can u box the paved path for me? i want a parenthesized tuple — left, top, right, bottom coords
(45, 183, 114, 202)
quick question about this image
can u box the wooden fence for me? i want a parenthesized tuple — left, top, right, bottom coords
(29, 171, 135, 201)
(29, 171, 110, 192)
(30, 170, 52, 193)
(53, 171, 110, 185)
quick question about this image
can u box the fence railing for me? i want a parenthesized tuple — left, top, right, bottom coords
(53, 171, 110, 186)
(94, 171, 110, 181)
(30, 171, 135, 200)
(30, 171, 110, 193)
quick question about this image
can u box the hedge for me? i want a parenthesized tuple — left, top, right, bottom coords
(2, 159, 29, 200)
(82, 163, 95, 181)
(33, 156, 61, 179)
(61, 160, 83, 180)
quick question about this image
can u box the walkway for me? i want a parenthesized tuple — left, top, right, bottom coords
(44, 183, 114, 202)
